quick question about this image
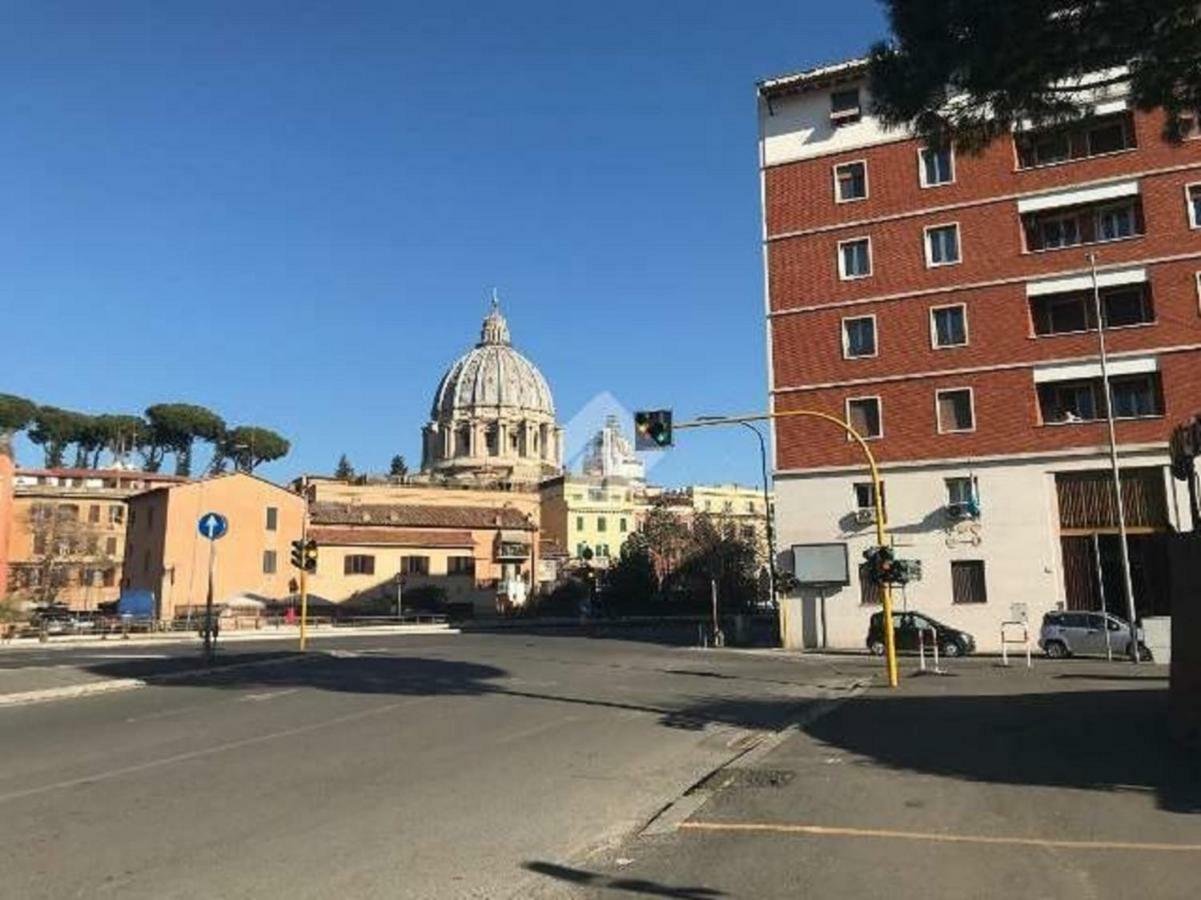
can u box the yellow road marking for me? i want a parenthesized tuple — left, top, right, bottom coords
(679, 821, 1201, 852)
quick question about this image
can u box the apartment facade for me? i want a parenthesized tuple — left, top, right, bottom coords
(122, 472, 305, 619)
(540, 475, 644, 566)
(759, 59, 1201, 651)
(0, 441, 13, 598)
(6, 467, 186, 609)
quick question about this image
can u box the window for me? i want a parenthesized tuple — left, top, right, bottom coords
(108, 505, 124, 525)
(344, 554, 375, 576)
(740, 525, 756, 541)
(925, 224, 961, 266)
(105, 537, 118, 555)
(854, 481, 885, 513)
(930, 305, 968, 348)
(1188, 184, 1201, 229)
(846, 397, 882, 439)
(858, 562, 883, 605)
(834, 161, 867, 202)
(1110, 374, 1160, 418)
(587, 488, 604, 501)
(1015, 112, 1136, 168)
(946, 476, 977, 506)
(596, 544, 610, 558)
(919, 146, 954, 186)
(830, 88, 861, 125)
(263, 550, 277, 575)
(88, 505, 100, 524)
(266, 507, 278, 531)
(576, 516, 584, 532)
(723, 500, 733, 513)
(1178, 110, 1201, 139)
(1037, 374, 1163, 423)
(951, 560, 987, 604)
(102, 568, 116, 588)
(619, 517, 628, 532)
(838, 238, 872, 279)
(936, 389, 975, 433)
(1022, 198, 1144, 251)
(597, 516, 607, 532)
(448, 556, 475, 576)
(1039, 213, 1081, 249)
(842, 315, 877, 358)
(746, 501, 756, 513)
(401, 555, 430, 576)
(576, 543, 588, 558)
(1097, 203, 1135, 241)
(1029, 286, 1154, 336)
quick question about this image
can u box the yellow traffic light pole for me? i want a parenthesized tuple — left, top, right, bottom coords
(674, 409, 899, 688)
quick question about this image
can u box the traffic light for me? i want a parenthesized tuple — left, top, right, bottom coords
(634, 409, 673, 450)
(863, 545, 921, 585)
(291, 539, 319, 573)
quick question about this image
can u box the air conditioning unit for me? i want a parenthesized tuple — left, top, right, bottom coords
(945, 500, 979, 520)
(854, 507, 877, 525)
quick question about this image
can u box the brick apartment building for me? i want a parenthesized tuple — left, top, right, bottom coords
(759, 58, 1201, 651)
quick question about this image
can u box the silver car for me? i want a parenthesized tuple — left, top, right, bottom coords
(1039, 610, 1151, 660)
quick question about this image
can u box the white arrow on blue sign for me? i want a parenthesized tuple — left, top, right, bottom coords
(198, 512, 229, 541)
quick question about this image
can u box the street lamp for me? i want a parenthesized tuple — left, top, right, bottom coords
(697, 416, 779, 608)
(1087, 252, 1140, 663)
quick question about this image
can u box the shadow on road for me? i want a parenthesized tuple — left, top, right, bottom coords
(803, 685, 1201, 814)
(523, 861, 724, 898)
(77, 653, 823, 732)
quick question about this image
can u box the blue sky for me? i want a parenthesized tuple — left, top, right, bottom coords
(2, 0, 885, 486)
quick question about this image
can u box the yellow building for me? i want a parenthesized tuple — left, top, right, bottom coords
(6, 467, 187, 609)
(122, 472, 306, 619)
(540, 475, 645, 567)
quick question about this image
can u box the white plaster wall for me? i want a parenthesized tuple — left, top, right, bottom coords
(760, 79, 910, 168)
(774, 449, 1181, 653)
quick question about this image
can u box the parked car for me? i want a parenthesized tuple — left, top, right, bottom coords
(867, 610, 976, 658)
(1039, 610, 1152, 660)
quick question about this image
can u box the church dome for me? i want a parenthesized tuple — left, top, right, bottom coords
(430, 304, 556, 421)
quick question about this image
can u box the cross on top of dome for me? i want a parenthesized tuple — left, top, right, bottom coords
(479, 289, 511, 346)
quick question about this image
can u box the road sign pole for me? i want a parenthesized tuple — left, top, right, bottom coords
(204, 540, 215, 663)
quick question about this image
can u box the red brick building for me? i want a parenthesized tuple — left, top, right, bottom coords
(759, 58, 1201, 651)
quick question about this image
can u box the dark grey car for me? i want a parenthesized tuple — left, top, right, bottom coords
(1039, 610, 1151, 660)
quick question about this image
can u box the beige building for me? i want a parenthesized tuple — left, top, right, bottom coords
(122, 472, 305, 619)
(6, 467, 187, 609)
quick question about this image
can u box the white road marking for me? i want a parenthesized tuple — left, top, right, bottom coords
(239, 689, 301, 703)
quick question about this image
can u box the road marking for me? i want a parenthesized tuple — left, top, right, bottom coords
(679, 821, 1201, 852)
(493, 715, 581, 745)
(240, 688, 301, 702)
(0, 696, 435, 804)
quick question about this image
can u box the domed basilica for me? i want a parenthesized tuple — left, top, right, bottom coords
(419, 301, 564, 486)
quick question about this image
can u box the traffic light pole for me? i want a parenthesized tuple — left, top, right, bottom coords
(675, 409, 899, 688)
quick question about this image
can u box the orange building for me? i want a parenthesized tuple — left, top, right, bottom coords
(6, 467, 187, 609)
(122, 472, 305, 620)
(0, 440, 13, 599)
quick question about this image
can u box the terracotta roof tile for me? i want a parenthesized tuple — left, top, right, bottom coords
(309, 502, 535, 531)
(309, 527, 475, 548)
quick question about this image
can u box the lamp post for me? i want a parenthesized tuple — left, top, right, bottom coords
(1087, 251, 1140, 663)
(697, 416, 779, 608)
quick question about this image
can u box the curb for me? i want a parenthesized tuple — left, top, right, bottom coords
(638, 676, 873, 837)
(0, 652, 317, 709)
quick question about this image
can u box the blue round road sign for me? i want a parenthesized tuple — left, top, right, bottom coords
(198, 512, 229, 541)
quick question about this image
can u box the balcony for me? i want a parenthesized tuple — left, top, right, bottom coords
(1015, 111, 1137, 170)
(1029, 281, 1154, 336)
(1036, 367, 1163, 425)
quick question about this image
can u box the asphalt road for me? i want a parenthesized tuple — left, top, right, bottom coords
(0, 633, 867, 899)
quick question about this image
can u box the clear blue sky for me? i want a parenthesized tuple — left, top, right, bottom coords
(2, 0, 885, 487)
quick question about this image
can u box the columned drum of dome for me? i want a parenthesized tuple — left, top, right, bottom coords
(420, 303, 565, 486)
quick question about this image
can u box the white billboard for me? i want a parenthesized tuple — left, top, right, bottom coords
(790, 543, 851, 587)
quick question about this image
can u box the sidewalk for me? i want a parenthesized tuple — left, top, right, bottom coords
(532, 657, 1200, 900)
(0, 621, 457, 652)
